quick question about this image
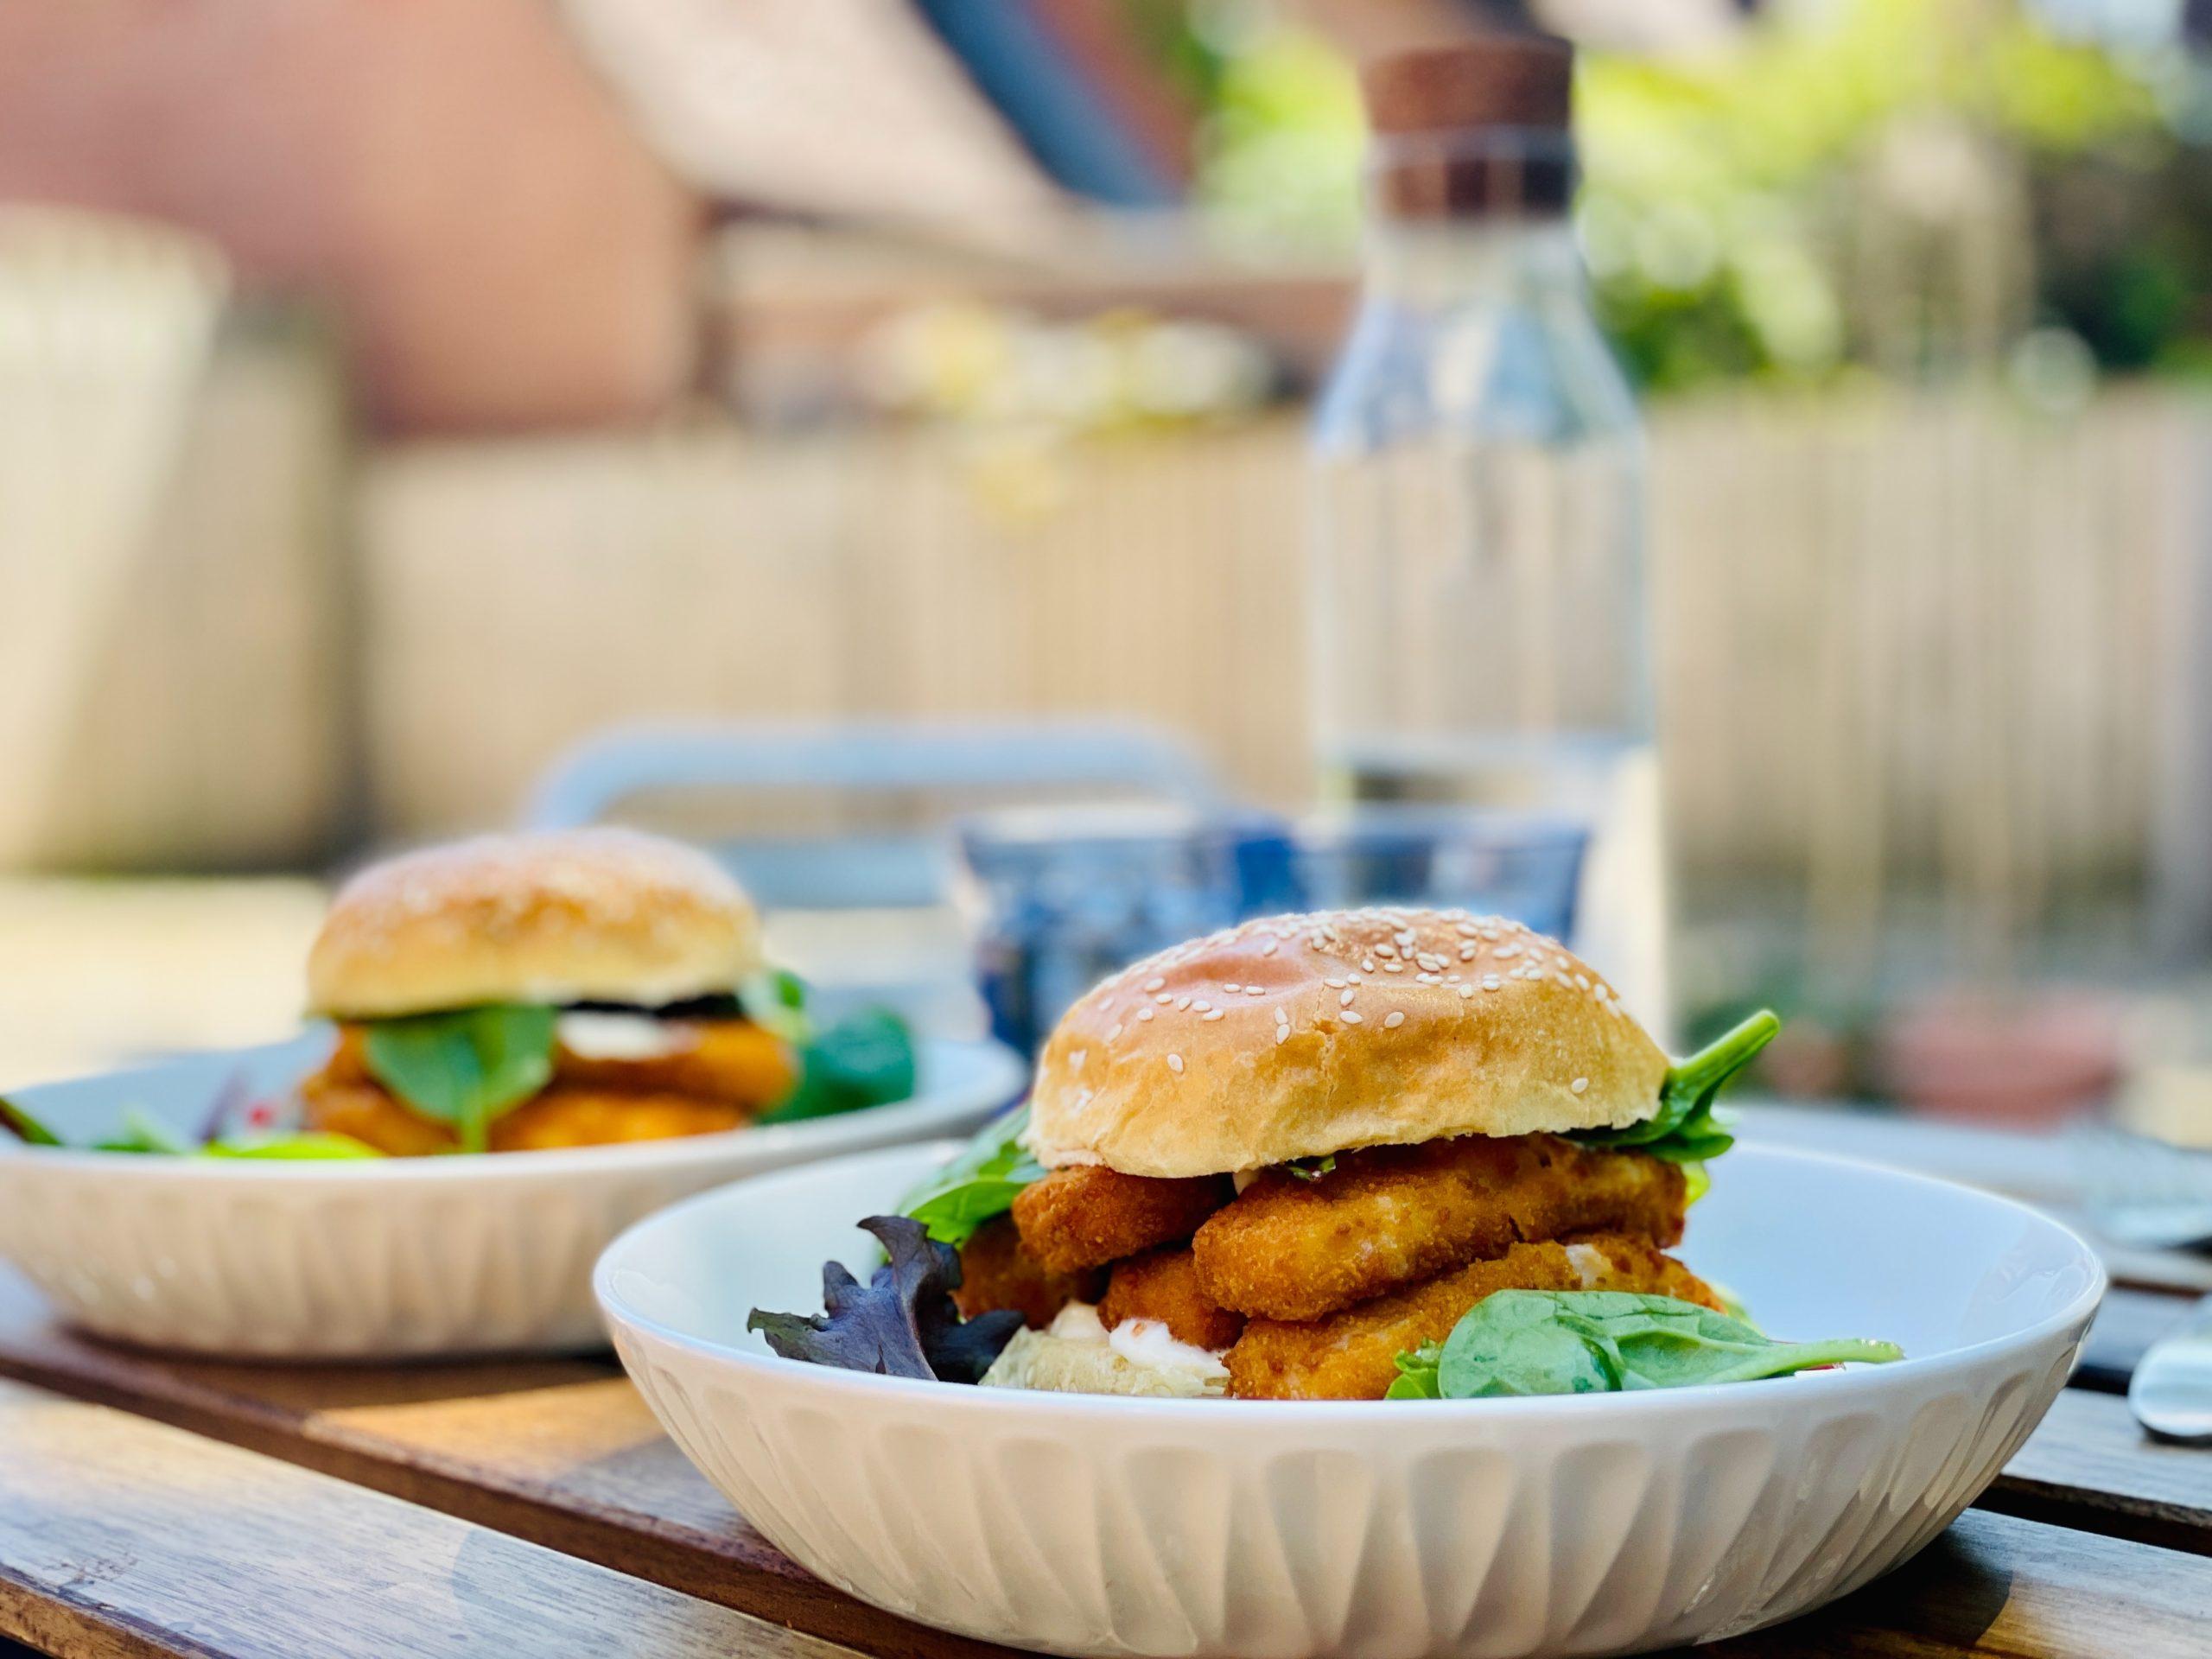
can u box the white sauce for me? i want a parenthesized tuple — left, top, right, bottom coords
(1046, 1301, 1231, 1382)
(1565, 1243, 1609, 1289)
(555, 1012, 691, 1061)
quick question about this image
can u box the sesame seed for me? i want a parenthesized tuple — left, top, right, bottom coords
(1260, 938, 1279, 957)
(1382, 961, 1404, 973)
(1349, 974, 1363, 984)
(1203, 1009, 1224, 1021)
(1416, 953, 1445, 972)
(1571, 1077, 1589, 1095)
(1457, 984, 1475, 999)
(1459, 944, 1479, 960)
(1375, 944, 1398, 959)
(1192, 1000, 1211, 1012)
(1483, 975, 1503, 990)
(1362, 958, 1376, 973)
(1574, 975, 1591, 990)
(1274, 1027, 1288, 1045)
(1137, 1007, 1155, 1021)
(1455, 922, 1480, 938)
(1167, 1054, 1185, 1074)
(1247, 985, 1265, 995)
(1383, 1011, 1405, 1029)
(1339, 988, 1356, 1007)
(1224, 982, 1242, 994)
(1154, 993, 1173, 1005)
(1416, 972, 1439, 985)
(1144, 976, 1166, 992)
(1497, 944, 1522, 958)
(1341, 1010, 1364, 1025)
(1105, 1023, 1122, 1041)
(1325, 977, 1346, 988)
(1175, 996, 1192, 1011)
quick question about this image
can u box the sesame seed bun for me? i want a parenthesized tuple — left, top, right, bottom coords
(307, 830, 763, 1019)
(1027, 909, 1668, 1179)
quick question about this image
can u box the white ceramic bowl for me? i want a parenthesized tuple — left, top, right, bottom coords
(0, 1032, 1023, 1358)
(597, 1141, 2103, 1659)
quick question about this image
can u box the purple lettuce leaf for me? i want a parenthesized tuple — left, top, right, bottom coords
(747, 1214, 1022, 1383)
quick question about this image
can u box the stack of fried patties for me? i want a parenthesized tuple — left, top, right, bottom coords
(963, 909, 1722, 1400)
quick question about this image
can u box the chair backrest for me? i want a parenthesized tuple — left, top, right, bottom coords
(523, 718, 1222, 910)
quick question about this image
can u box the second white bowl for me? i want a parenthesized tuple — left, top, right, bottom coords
(0, 1032, 1023, 1357)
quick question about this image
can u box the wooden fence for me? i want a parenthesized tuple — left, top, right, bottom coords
(9, 353, 2212, 963)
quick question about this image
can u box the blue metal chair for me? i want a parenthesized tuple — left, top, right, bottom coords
(523, 717, 1223, 912)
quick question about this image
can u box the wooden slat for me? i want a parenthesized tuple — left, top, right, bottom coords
(0, 1378, 859, 1659)
(1985, 1388, 2212, 1555)
(1702, 1509, 2212, 1658)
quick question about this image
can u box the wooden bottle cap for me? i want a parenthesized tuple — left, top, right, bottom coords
(1361, 34, 1573, 137)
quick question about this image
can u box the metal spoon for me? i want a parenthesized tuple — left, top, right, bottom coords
(2128, 1292, 2212, 1443)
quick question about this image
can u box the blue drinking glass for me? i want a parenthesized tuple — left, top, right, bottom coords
(1282, 807, 1589, 939)
(957, 807, 1284, 1057)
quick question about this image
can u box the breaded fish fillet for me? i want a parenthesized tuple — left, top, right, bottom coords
(315, 1019, 796, 1109)
(1011, 1165, 1232, 1275)
(1192, 1135, 1686, 1322)
(304, 1083, 751, 1154)
(955, 1215, 1102, 1329)
(1227, 1233, 1723, 1401)
(1100, 1247, 1245, 1351)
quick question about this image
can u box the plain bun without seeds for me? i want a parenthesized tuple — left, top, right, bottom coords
(1027, 908, 1668, 1179)
(307, 829, 764, 1019)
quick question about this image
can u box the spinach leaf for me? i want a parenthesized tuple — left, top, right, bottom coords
(747, 1214, 1023, 1382)
(1571, 1010, 1780, 1191)
(360, 1004, 556, 1152)
(899, 1104, 1045, 1248)
(1397, 1290, 1901, 1400)
(0, 1096, 63, 1147)
(755, 1007, 917, 1125)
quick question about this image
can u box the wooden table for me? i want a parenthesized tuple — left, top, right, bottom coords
(1, 1109, 2208, 1659)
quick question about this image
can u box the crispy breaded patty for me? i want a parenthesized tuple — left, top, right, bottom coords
(1227, 1233, 1723, 1401)
(1011, 1165, 1232, 1276)
(955, 1215, 1102, 1328)
(1192, 1134, 1685, 1322)
(302, 1081, 751, 1154)
(317, 1019, 795, 1110)
(1100, 1247, 1245, 1351)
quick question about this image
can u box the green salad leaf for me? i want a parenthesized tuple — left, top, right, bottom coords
(0, 1095, 63, 1147)
(757, 1007, 917, 1125)
(1, 1093, 380, 1160)
(359, 1004, 557, 1152)
(1389, 1290, 1902, 1400)
(1283, 1154, 1338, 1183)
(741, 968, 813, 1045)
(899, 1103, 1046, 1248)
(92, 1107, 196, 1155)
(202, 1132, 383, 1160)
(1570, 1010, 1780, 1193)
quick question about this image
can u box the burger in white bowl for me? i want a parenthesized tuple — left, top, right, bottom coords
(753, 906, 1897, 1402)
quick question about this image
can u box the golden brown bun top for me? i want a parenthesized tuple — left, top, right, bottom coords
(308, 830, 763, 1019)
(1027, 908, 1669, 1179)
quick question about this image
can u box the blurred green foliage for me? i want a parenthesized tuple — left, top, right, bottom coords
(1167, 0, 2209, 394)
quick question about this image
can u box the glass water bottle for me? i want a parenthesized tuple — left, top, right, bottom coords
(1310, 34, 1669, 1028)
